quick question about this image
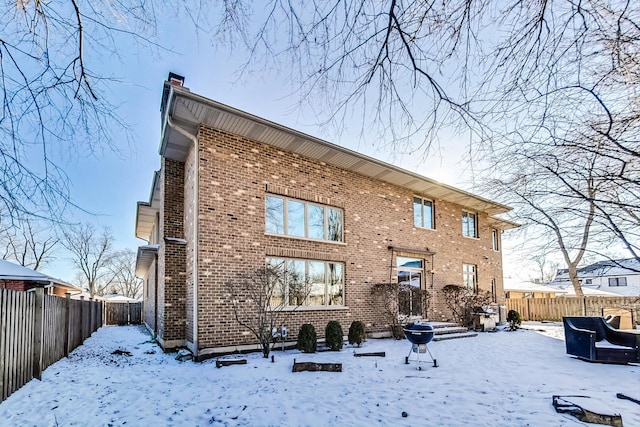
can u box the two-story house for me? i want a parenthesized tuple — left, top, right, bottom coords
(135, 73, 517, 359)
(548, 258, 640, 297)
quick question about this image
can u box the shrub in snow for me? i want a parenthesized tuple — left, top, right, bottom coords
(442, 284, 493, 326)
(325, 320, 344, 351)
(348, 320, 366, 347)
(507, 310, 522, 331)
(297, 324, 317, 353)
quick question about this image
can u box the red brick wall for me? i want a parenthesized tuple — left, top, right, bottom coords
(1, 280, 27, 291)
(158, 158, 187, 344)
(183, 125, 505, 351)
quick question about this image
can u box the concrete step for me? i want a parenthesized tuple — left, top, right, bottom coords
(432, 331, 478, 341)
(429, 322, 460, 329)
(433, 326, 469, 335)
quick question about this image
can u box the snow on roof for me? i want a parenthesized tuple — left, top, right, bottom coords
(504, 282, 566, 294)
(100, 294, 139, 302)
(0, 259, 81, 290)
(0, 259, 49, 281)
(549, 284, 620, 297)
(554, 258, 640, 281)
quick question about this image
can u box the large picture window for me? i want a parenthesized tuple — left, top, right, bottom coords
(463, 264, 477, 292)
(266, 195, 343, 242)
(462, 211, 478, 238)
(413, 197, 434, 229)
(267, 258, 344, 307)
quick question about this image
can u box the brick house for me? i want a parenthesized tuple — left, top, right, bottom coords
(0, 259, 81, 296)
(135, 74, 517, 359)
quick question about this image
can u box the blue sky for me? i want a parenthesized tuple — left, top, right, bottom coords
(40, 12, 494, 282)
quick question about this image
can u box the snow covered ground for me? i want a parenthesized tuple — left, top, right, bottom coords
(1, 322, 638, 426)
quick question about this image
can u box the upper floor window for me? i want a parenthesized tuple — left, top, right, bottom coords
(266, 257, 344, 307)
(462, 211, 478, 238)
(413, 197, 434, 229)
(491, 229, 499, 251)
(463, 263, 477, 292)
(265, 195, 343, 242)
(608, 277, 627, 287)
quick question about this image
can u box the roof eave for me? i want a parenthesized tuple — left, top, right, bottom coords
(160, 85, 513, 216)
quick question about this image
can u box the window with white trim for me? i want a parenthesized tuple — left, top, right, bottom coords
(413, 197, 434, 229)
(463, 264, 477, 292)
(491, 229, 499, 251)
(266, 257, 344, 307)
(462, 211, 478, 238)
(265, 195, 343, 242)
(608, 277, 627, 287)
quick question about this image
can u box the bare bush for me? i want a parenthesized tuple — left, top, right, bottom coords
(442, 285, 492, 326)
(371, 283, 431, 339)
(225, 262, 309, 358)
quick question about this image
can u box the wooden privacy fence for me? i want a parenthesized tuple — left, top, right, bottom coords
(0, 288, 102, 403)
(506, 296, 640, 324)
(103, 302, 143, 326)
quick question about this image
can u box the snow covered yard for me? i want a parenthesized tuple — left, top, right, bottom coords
(1, 323, 638, 427)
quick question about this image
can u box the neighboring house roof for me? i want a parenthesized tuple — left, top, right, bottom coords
(0, 259, 51, 282)
(135, 81, 518, 240)
(552, 285, 620, 297)
(504, 281, 566, 294)
(101, 294, 139, 303)
(552, 258, 640, 282)
(0, 259, 82, 292)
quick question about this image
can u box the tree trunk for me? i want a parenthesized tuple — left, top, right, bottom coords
(567, 264, 584, 298)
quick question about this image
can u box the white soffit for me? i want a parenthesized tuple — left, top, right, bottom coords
(135, 244, 159, 277)
(160, 86, 513, 218)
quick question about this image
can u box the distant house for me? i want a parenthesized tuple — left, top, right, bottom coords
(548, 258, 640, 297)
(504, 281, 564, 299)
(100, 294, 140, 303)
(0, 259, 82, 296)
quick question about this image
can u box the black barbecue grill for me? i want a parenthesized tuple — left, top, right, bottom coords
(403, 322, 437, 370)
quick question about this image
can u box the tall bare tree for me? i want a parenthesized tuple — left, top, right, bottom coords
(107, 249, 142, 298)
(484, 131, 631, 297)
(0, 1, 170, 223)
(0, 218, 58, 270)
(63, 223, 114, 298)
(529, 254, 560, 285)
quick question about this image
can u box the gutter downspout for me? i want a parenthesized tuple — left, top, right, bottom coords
(167, 115, 199, 358)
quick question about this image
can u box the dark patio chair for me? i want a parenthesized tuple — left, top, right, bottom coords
(563, 316, 640, 364)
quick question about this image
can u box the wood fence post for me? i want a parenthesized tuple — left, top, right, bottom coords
(89, 297, 94, 336)
(64, 292, 71, 357)
(32, 287, 44, 381)
(79, 296, 85, 341)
